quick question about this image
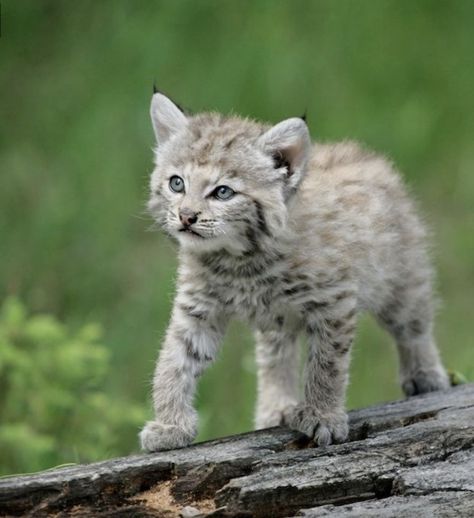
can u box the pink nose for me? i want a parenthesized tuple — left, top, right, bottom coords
(179, 210, 198, 227)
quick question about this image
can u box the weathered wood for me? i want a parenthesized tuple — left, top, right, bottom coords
(1, 384, 473, 517)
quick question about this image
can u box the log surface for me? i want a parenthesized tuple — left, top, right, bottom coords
(1, 384, 473, 517)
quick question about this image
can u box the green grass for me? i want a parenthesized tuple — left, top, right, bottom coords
(1, 0, 473, 471)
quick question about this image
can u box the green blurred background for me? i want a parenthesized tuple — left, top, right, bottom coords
(1, 0, 473, 475)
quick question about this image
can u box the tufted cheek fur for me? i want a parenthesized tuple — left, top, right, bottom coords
(252, 186, 289, 238)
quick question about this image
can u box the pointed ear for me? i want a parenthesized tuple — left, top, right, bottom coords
(258, 117, 311, 193)
(150, 93, 188, 145)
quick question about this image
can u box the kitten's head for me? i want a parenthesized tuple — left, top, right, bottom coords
(147, 92, 311, 254)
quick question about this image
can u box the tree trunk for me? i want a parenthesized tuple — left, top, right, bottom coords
(1, 384, 473, 517)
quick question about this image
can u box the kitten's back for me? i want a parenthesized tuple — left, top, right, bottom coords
(293, 141, 431, 312)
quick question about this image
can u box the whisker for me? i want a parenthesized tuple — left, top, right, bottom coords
(131, 212, 152, 221)
(146, 222, 161, 232)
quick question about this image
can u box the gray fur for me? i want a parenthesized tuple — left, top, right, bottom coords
(139, 93, 449, 451)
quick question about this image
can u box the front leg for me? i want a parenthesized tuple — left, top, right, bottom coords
(140, 299, 226, 452)
(288, 296, 358, 446)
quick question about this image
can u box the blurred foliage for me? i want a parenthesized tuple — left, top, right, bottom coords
(0, 298, 145, 476)
(0, 0, 473, 474)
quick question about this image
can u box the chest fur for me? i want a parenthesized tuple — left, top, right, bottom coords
(195, 254, 305, 329)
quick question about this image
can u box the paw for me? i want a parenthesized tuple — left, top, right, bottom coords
(285, 404, 349, 446)
(255, 402, 298, 429)
(139, 420, 196, 452)
(402, 367, 450, 396)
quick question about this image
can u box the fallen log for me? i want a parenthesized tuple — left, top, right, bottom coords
(1, 384, 473, 517)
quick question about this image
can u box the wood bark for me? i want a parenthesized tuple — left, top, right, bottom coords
(1, 384, 473, 517)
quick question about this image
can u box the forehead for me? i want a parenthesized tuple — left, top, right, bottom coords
(168, 114, 269, 172)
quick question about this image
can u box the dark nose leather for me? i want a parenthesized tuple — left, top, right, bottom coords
(179, 209, 198, 227)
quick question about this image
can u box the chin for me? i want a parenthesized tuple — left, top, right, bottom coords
(177, 232, 243, 255)
(177, 232, 218, 252)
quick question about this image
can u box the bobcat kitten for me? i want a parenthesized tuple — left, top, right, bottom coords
(140, 92, 449, 451)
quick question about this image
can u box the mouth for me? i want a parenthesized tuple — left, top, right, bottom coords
(178, 227, 204, 238)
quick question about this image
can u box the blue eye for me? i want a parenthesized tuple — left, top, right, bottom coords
(213, 185, 235, 200)
(169, 175, 185, 193)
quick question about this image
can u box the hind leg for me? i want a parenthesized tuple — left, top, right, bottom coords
(254, 329, 300, 429)
(377, 283, 449, 396)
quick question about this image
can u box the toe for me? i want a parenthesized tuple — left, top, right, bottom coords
(315, 425, 332, 446)
(286, 404, 349, 446)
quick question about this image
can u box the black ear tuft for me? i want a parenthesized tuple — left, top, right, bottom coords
(272, 151, 293, 177)
(151, 84, 189, 115)
(300, 110, 308, 123)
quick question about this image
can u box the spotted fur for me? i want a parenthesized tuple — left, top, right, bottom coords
(139, 93, 449, 452)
